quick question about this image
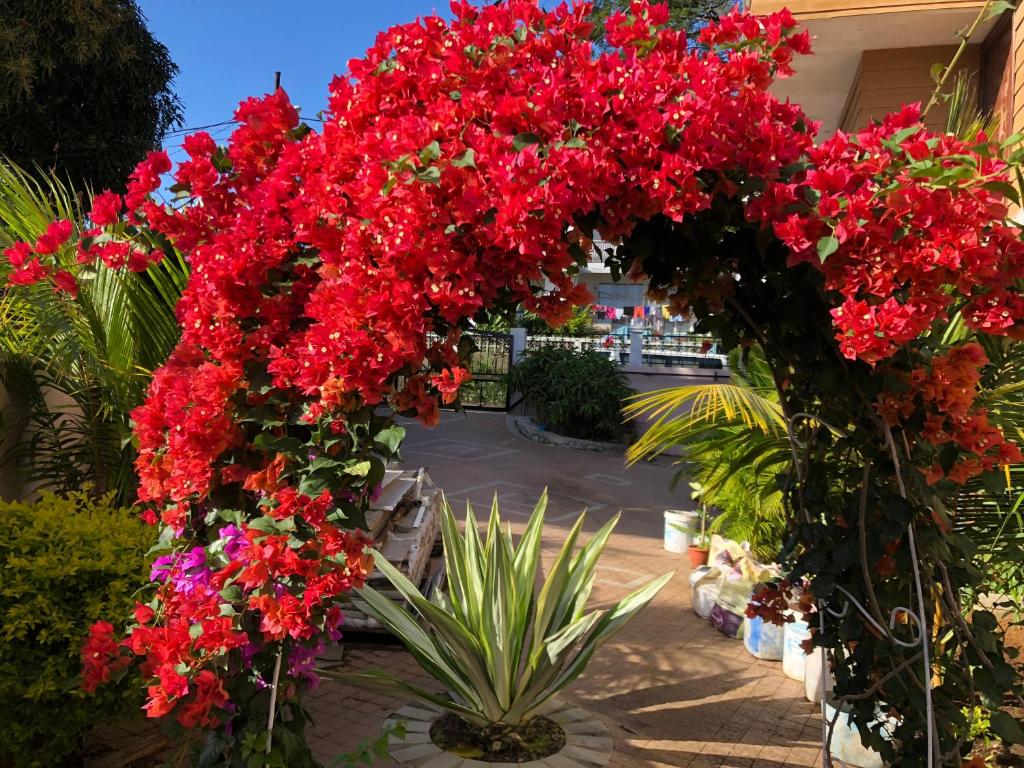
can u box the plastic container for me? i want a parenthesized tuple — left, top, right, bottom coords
(743, 615, 785, 660)
(805, 646, 832, 703)
(688, 565, 712, 588)
(663, 510, 697, 553)
(823, 700, 886, 768)
(691, 569, 720, 619)
(782, 617, 811, 681)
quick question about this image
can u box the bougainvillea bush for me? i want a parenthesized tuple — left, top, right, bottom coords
(4, 1, 1023, 765)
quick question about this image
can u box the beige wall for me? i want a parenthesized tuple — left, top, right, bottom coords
(839, 45, 981, 133)
(751, 0, 986, 20)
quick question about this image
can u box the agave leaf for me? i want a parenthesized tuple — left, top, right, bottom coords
(527, 512, 586, 673)
(356, 494, 671, 728)
(559, 512, 619, 625)
(321, 669, 490, 728)
(370, 551, 505, 721)
(526, 570, 674, 712)
(439, 496, 472, 624)
(350, 587, 479, 707)
(482, 518, 514, 709)
(461, 501, 486, 633)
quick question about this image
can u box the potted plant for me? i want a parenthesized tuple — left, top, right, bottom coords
(331, 490, 672, 767)
(686, 505, 710, 569)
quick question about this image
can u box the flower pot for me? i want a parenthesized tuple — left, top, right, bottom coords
(663, 510, 696, 553)
(385, 698, 613, 768)
(782, 618, 811, 681)
(687, 545, 709, 569)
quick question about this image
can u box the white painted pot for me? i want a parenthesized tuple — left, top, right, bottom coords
(823, 699, 888, 768)
(385, 698, 613, 768)
(743, 615, 785, 660)
(663, 510, 696, 553)
(782, 618, 811, 681)
(804, 646, 833, 703)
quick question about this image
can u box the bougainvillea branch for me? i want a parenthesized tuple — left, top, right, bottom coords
(4, 1, 1022, 765)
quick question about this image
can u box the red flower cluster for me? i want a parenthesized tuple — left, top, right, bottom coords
(767, 105, 1024, 363)
(81, 620, 131, 693)
(878, 343, 1022, 483)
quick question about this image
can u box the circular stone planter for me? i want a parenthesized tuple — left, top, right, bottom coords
(508, 415, 626, 454)
(384, 698, 613, 768)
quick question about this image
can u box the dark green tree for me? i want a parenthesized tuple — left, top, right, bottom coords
(589, 0, 731, 43)
(0, 0, 182, 191)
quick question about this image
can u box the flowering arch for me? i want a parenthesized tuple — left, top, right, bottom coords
(8, 1, 1023, 764)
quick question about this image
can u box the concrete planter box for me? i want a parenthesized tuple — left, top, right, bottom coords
(384, 698, 613, 768)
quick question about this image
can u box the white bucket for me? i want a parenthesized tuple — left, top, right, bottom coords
(823, 700, 887, 768)
(783, 618, 811, 681)
(805, 646, 833, 702)
(663, 510, 696, 553)
(743, 615, 785, 660)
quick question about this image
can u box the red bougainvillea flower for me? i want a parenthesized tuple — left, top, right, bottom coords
(34, 219, 73, 255)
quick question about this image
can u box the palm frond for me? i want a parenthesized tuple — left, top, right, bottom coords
(0, 157, 185, 504)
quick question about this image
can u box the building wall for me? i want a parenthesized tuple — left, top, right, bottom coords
(839, 45, 980, 133)
(1012, 3, 1024, 132)
(980, 14, 1013, 138)
(751, 0, 987, 20)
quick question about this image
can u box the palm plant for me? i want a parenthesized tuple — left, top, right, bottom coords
(624, 346, 790, 559)
(0, 159, 187, 504)
(337, 491, 671, 738)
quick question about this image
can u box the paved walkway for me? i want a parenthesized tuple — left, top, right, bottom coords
(305, 411, 824, 768)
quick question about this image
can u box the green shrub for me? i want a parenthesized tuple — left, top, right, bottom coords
(510, 346, 635, 441)
(0, 491, 153, 767)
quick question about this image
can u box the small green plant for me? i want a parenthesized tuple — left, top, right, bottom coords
(0, 491, 154, 767)
(336, 491, 670, 756)
(510, 346, 635, 441)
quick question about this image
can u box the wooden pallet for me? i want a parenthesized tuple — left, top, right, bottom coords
(340, 468, 446, 634)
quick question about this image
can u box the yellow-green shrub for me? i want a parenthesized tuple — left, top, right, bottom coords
(0, 492, 154, 767)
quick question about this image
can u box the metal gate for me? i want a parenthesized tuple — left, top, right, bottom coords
(458, 331, 513, 411)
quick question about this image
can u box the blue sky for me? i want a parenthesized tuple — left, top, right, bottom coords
(139, 1, 458, 154)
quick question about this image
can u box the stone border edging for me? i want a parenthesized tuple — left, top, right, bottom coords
(384, 697, 613, 768)
(507, 415, 626, 454)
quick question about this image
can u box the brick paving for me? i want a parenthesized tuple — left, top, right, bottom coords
(89, 409, 824, 767)
(305, 411, 824, 767)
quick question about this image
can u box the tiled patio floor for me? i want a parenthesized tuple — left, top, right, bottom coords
(304, 410, 825, 768)
(88, 408, 824, 767)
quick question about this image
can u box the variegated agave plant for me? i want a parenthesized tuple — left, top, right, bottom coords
(343, 490, 671, 728)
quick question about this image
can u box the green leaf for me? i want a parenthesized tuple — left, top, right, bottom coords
(930, 62, 945, 84)
(512, 132, 541, 152)
(991, 710, 1024, 742)
(986, 0, 1015, 19)
(418, 141, 441, 164)
(982, 180, 1020, 204)
(816, 235, 839, 262)
(414, 166, 441, 184)
(308, 456, 342, 472)
(451, 149, 476, 168)
(372, 424, 406, 455)
(344, 460, 372, 477)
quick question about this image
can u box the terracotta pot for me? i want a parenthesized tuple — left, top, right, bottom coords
(687, 545, 709, 569)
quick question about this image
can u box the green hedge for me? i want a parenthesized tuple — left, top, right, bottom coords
(510, 346, 635, 442)
(0, 492, 153, 767)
